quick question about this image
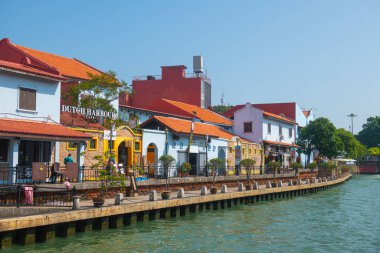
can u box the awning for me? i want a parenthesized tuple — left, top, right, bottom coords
(263, 140, 299, 147)
(189, 145, 199, 153)
(0, 118, 92, 141)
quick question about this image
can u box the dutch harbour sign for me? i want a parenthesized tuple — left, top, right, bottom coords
(61, 105, 117, 119)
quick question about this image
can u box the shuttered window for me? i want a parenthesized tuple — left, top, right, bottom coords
(244, 122, 252, 133)
(19, 88, 36, 111)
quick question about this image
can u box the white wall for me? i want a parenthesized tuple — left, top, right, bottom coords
(233, 103, 263, 143)
(263, 118, 295, 144)
(0, 70, 61, 122)
(295, 104, 307, 127)
(142, 128, 229, 177)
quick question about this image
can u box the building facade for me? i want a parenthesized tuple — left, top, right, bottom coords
(140, 116, 261, 177)
(233, 103, 296, 167)
(0, 56, 90, 184)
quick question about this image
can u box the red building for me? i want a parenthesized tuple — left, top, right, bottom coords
(122, 64, 212, 109)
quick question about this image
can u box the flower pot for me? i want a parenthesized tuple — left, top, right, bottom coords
(210, 187, 218, 194)
(93, 196, 105, 207)
(161, 191, 171, 200)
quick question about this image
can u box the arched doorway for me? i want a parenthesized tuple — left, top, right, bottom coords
(118, 141, 130, 170)
(147, 143, 157, 177)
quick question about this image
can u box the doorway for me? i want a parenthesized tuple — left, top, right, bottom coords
(189, 153, 197, 175)
(118, 141, 129, 170)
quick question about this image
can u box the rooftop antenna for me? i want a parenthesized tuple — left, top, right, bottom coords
(221, 91, 225, 106)
(347, 113, 357, 134)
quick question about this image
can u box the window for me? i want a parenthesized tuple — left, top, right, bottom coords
(88, 138, 98, 151)
(134, 141, 141, 152)
(279, 126, 283, 135)
(244, 122, 252, 133)
(19, 87, 36, 111)
(172, 141, 176, 148)
(254, 149, 257, 155)
(0, 139, 9, 162)
(289, 128, 293, 138)
(180, 142, 184, 149)
(67, 142, 77, 150)
(249, 148, 252, 155)
(267, 123, 271, 133)
(242, 148, 245, 155)
(229, 147, 233, 154)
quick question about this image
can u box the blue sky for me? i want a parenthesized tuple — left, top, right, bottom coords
(1, 0, 379, 133)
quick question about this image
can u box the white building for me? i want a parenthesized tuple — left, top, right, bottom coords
(0, 58, 90, 184)
(233, 103, 297, 167)
(140, 115, 261, 177)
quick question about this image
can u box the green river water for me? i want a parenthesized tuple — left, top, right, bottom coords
(3, 175, 380, 253)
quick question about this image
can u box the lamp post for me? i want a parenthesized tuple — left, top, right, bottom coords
(347, 113, 357, 134)
(109, 121, 115, 155)
(205, 133, 209, 177)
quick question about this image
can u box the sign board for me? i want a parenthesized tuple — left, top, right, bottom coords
(235, 145, 241, 165)
(104, 130, 117, 140)
(65, 163, 78, 181)
(62, 105, 117, 119)
(32, 162, 48, 181)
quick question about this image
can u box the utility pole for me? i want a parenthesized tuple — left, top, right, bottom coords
(347, 113, 357, 134)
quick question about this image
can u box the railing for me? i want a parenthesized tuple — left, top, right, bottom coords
(0, 184, 74, 207)
(0, 164, 321, 184)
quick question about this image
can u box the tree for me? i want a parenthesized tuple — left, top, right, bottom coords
(212, 105, 233, 114)
(298, 117, 342, 159)
(367, 147, 380, 157)
(357, 116, 380, 147)
(335, 128, 366, 160)
(67, 71, 131, 114)
(159, 155, 176, 190)
(208, 158, 224, 188)
(239, 158, 256, 186)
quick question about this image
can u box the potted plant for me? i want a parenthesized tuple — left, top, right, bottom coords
(306, 162, 317, 171)
(179, 162, 191, 178)
(91, 154, 126, 207)
(290, 162, 303, 177)
(159, 155, 176, 200)
(208, 158, 224, 194)
(239, 158, 256, 190)
(267, 161, 281, 178)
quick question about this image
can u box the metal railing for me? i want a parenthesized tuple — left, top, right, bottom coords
(0, 184, 74, 207)
(0, 164, 322, 184)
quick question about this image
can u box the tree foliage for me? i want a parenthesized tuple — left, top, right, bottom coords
(357, 116, 380, 148)
(335, 128, 366, 159)
(367, 147, 380, 156)
(68, 71, 131, 113)
(212, 105, 233, 114)
(298, 117, 342, 159)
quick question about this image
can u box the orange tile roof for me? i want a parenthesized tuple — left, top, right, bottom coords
(263, 111, 295, 124)
(0, 59, 66, 81)
(60, 112, 104, 130)
(263, 140, 298, 147)
(162, 99, 233, 126)
(14, 45, 103, 80)
(0, 118, 91, 140)
(143, 116, 254, 143)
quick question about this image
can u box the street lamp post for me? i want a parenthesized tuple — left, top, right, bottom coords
(347, 113, 357, 134)
(205, 134, 209, 177)
(109, 121, 115, 155)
